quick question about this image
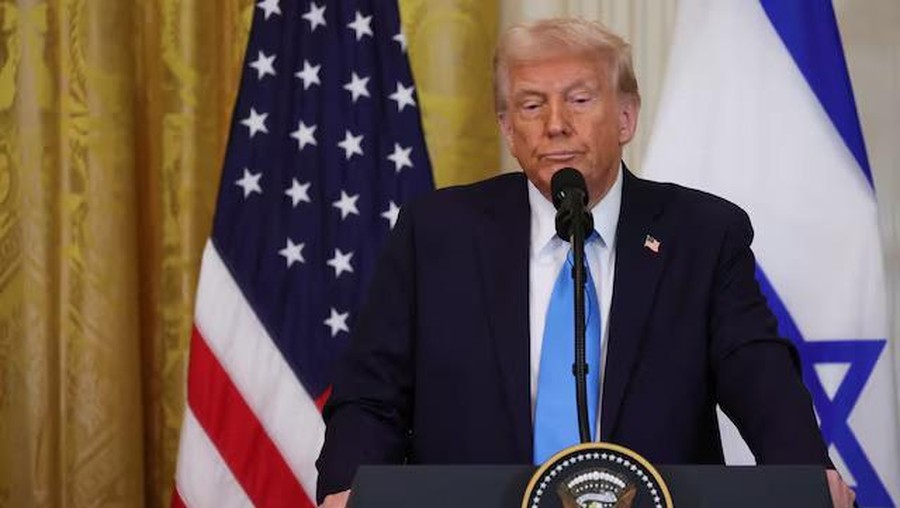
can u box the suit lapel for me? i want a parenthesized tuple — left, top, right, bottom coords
(474, 173, 532, 461)
(601, 169, 669, 440)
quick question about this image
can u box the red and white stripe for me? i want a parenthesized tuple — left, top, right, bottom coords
(174, 241, 325, 507)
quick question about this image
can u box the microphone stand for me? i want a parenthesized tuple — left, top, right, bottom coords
(551, 167, 595, 447)
(570, 211, 592, 444)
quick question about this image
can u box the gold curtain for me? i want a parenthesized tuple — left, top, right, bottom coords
(0, 0, 498, 506)
(400, 0, 499, 187)
(0, 0, 255, 505)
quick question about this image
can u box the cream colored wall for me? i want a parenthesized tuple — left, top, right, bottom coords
(835, 0, 900, 388)
(500, 0, 900, 409)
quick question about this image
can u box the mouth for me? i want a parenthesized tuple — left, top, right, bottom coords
(540, 151, 582, 163)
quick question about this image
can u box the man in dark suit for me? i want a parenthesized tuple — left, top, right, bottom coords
(317, 17, 854, 508)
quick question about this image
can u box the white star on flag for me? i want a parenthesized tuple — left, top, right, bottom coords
(393, 32, 407, 52)
(278, 238, 306, 267)
(294, 60, 321, 90)
(389, 82, 416, 112)
(382, 201, 400, 229)
(337, 130, 364, 160)
(249, 51, 276, 80)
(241, 107, 268, 138)
(302, 2, 326, 32)
(333, 191, 360, 220)
(290, 121, 317, 151)
(285, 179, 311, 207)
(326, 248, 355, 278)
(343, 72, 370, 103)
(324, 307, 350, 337)
(347, 11, 373, 41)
(387, 143, 413, 173)
(256, 0, 281, 20)
(235, 168, 262, 198)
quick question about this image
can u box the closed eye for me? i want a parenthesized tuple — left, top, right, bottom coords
(517, 99, 545, 117)
(569, 95, 595, 105)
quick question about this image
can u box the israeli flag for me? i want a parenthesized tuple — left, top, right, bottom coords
(642, 0, 899, 505)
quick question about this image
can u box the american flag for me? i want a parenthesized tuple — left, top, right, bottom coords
(172, 1, 433, 506)
(643, 234, 660, 253)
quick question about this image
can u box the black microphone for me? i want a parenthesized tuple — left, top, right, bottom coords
(550, 167, 594, 445)
(551, 167, 594, 241)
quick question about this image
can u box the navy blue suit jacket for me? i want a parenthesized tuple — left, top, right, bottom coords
(316, 170, 829, 501)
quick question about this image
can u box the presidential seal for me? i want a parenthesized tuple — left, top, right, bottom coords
(522, 442, 672, 508)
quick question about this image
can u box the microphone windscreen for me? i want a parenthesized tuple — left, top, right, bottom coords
(550, 167, 587, 210)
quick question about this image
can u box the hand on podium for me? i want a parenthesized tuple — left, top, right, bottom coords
(320, 489, 350, 508)
(826, 469, 854, 508)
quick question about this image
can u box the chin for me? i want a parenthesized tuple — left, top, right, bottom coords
(540, 164, 578, 177)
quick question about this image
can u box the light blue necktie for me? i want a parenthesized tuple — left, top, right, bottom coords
(533, 240, 602, 464)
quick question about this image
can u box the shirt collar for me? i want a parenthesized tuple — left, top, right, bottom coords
(528, 163, 623, 258)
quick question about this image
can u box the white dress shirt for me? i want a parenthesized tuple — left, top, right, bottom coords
(528, 165, 622, 439)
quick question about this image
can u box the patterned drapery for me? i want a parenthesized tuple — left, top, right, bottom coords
(0, 0, 498, 505)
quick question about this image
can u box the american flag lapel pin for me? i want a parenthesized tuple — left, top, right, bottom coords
(643, 234, 661, 253)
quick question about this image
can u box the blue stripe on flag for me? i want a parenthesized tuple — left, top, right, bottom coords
(758, 0, 873, 187)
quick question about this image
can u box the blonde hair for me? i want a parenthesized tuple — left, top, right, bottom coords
(493, 18, 640, 113)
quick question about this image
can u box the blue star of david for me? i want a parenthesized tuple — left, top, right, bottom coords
(755, 267, 891, 507)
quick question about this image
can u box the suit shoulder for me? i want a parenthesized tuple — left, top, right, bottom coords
(404, 172, 527, 220)
(638, 177, 750, 227)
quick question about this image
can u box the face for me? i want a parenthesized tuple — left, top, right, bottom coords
(498, 53, 638, 205)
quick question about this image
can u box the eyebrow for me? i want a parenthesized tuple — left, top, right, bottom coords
(512, 79, 598, 99)
(563, 80, 599, 94)
(512, 89, 545, 102)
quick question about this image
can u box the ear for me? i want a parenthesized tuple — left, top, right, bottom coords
(617, 96, 640, 145)
(498, 112, 516, 154)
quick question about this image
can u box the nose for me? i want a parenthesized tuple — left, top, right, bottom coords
(545, 99, 572, 138)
